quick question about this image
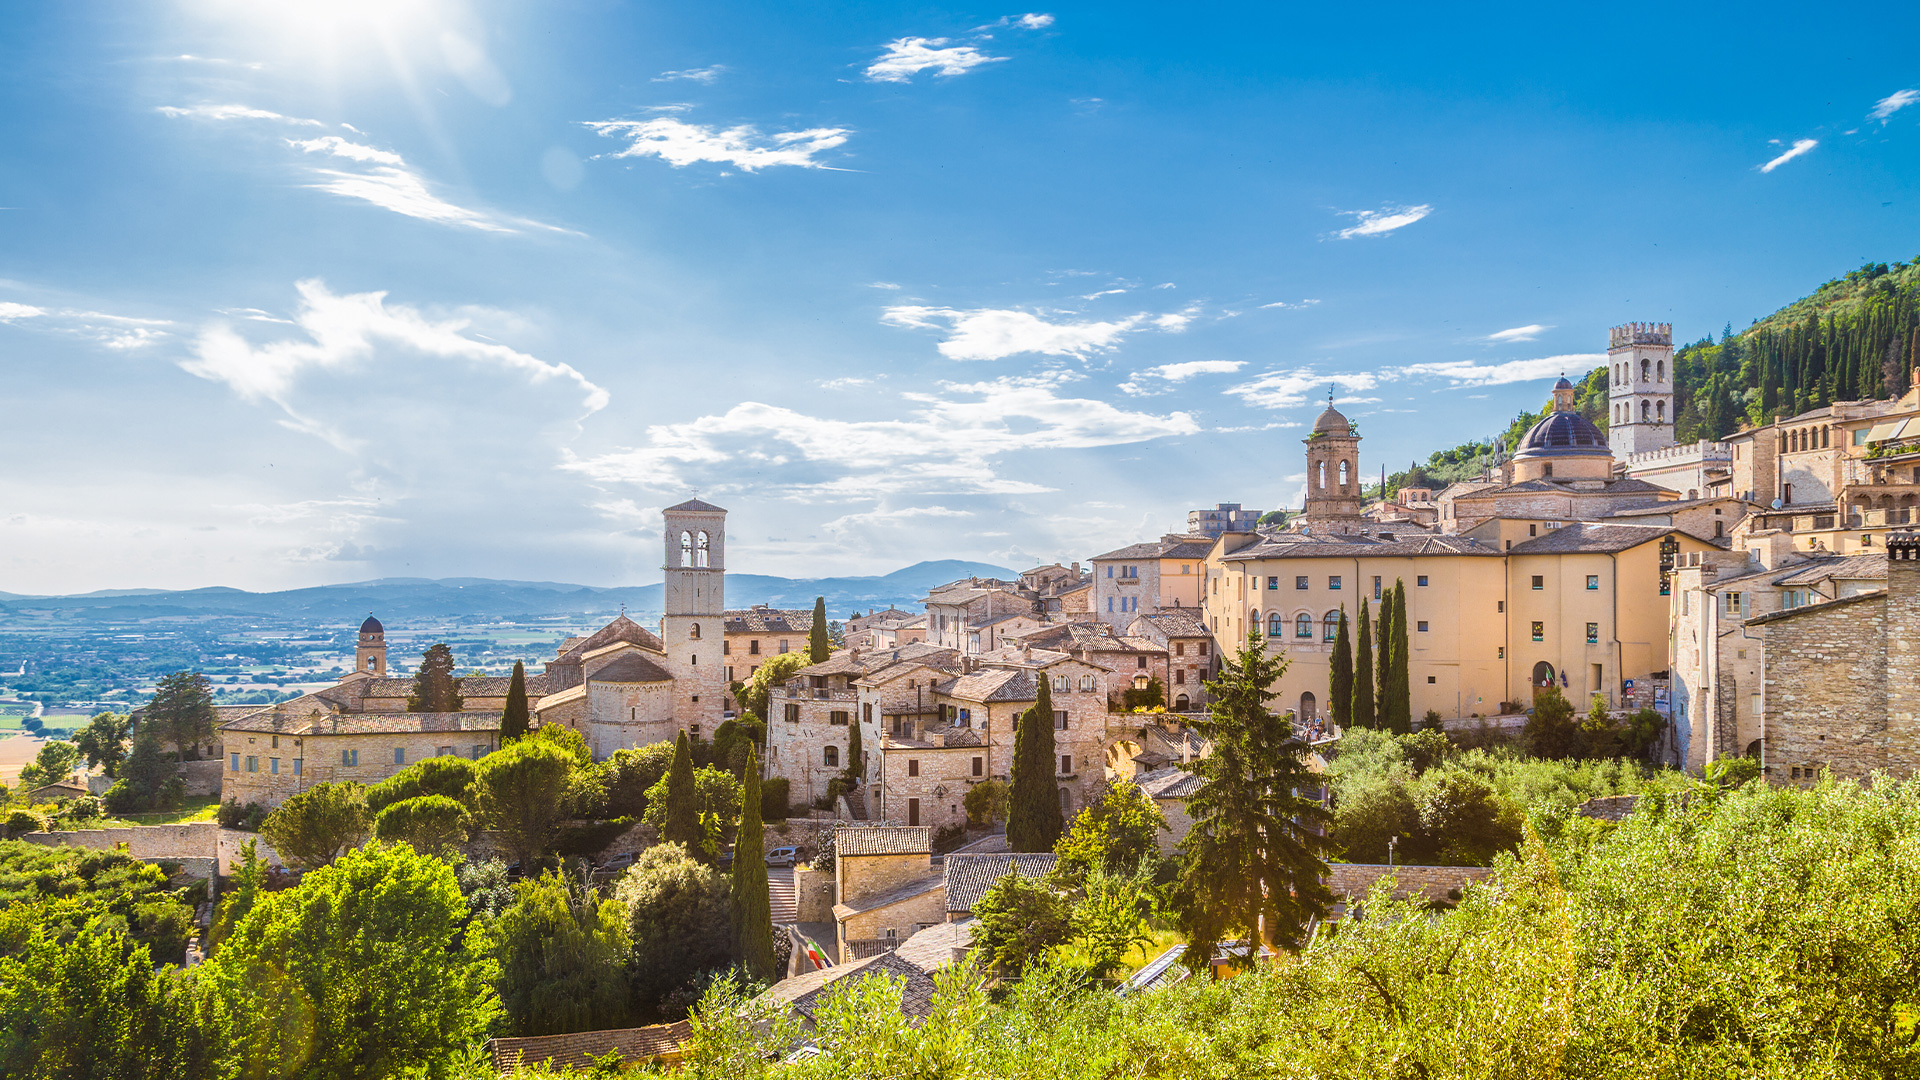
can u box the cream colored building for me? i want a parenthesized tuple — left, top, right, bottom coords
(1088, 535, 1213, 629)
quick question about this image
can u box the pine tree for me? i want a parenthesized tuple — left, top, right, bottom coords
(661, 731, 703, 856)
(808, 597, 830, 664)
(1352, 597, 1376, 730)
(500, 660, 530, 742)
(1006, 674, 1062, 852)
(730, 747, 777, 982)
(407, 643, 464, 713)
(1328, 606, 1353, 729)
(1390, 580, 1413, 734)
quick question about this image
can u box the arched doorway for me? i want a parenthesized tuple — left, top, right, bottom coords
(1299, 691, 1317, 722)
(1174, 693, 1190, 711)
(1531, 661, 1556, 694)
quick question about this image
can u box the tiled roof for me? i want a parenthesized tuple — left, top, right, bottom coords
(1223, 533, 1499, 561)
(886, 723, 985, 749)
(1606, 496, 1753, 517)
(935, 668, 1037, 705)
(944, 853, 1059, 913)
(836, 825, 932, 857)
(1134, 764, 1204, 800)
(1746, 588, 1886, 626)
(723, 607, 815, 633)
(589, 654, 674, 683)
(755, 952, 937, 1027)
(972, 611, 1040, 628)
(972, 645, 1073, 668)
(488, 1022, 689, 1072)
(552, 616, 664, 662)
(890, 918, 975, 972)
(1770, 553, 1887, 585)
(1507, 522, 1700, 555)
(665, 497, 727, 513)
(1131, 609, 1209, 638)
(1091, 535, 1215, 562)
(221, 703, 502, 735)
(453, 674, 553, 697)
(1480, 476, 1673, 497)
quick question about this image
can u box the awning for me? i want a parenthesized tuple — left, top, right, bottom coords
(1865, 420, 1904, 443)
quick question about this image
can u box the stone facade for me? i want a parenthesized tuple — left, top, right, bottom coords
(1620, 440, 1733, 501)
(1089, 536, 1214, 629)
(766, 645, 959, 806)
(722, 606, 816, 686)
(222, 708, 503, 808)
(1324, 863, 1495, 901)
(1606, 322, 1677, 455)
(1127, 610, 1215, 710)
(832, 827, 944, 961)
(659, 499, 728, 727)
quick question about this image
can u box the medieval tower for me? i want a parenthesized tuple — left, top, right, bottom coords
(660, 498, 728, 732)
(1607, 322, 1676, 456)
(355, 614, 388, 676)
(1302, 395, 1364, 534)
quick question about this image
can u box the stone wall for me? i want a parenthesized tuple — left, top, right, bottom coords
(22, 821, 220, 860)
(1886, 539, 1920, 777)
(794, 865, 834, 922)
(1325, 863, 1494, 901)
(1574, 795, 1641, 822)
(178, 759, 224, 797)
(1757, 592, 1889, 783)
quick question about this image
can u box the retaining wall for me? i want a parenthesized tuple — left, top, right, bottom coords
(1325, 863, 1494, 901)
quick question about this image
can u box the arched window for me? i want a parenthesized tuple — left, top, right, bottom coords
(1300, 691, 1317, 721)
(1323, 611, 1340, 641)
(1641, 400, 1651, 422)
(1641, 359, 1650, 380)
(1656, 359, 1665, 381)
(680, 531, 693, 567)
(689, 623, 701, 640)
(1657, 400, 1666, 422)
(1338, 460, 1350, 488)
(1295, 613, 1313, 638)
(696, 530, 710, 567)
(1267, 611, 1284, 637)
(1317, 461, 1327, 490)
(823, 745, 838, 767)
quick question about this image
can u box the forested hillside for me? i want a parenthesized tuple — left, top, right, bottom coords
(1376, 257, 1920, 499)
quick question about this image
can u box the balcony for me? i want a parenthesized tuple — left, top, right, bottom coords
(1845, 507, 1916, 528)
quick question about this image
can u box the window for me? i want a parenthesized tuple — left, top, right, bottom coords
(749, 640, 760, 655)
(1497, 600, 1505, 613)
(824, 746, 839, 767)
(907, 759, 919, 777)
(1295, 576, 1310, 590)
(1529, 524, 1537, 537)
(341, 749, 358, 767)
(1053, 674, 1069, 692)
(830, 710, 849, 725)
(723, 640, 731, 655)
(1107, 597, 1114, 613)
(689, 623, 700, 640)
(1586, 622, 1599, 644)
(270, 757, 280, 775)
(972, 757, 984, 777)
(1107, 566, 1114, 578)
(784, 703, 801, 722)
(1295, 613, 1313, 638)
(1198, 641, 1208, 656)
(1060, 754, 1073, 774)
(958, 707, 971, 725)
(293, 758, 303, 776)
(1136, 657, 1147, 669)
(1427, 675, 1437, 684)
(394, 748, 406, 765)
(1268, 611, 1284, 637)
(1531, 575, 1545, 590)
(471, 746, 487, 760)
(1323, 611, 1340, 640)
(271, 735, 279, 749)
(1081, 675, 1097, 691)
(1174, 642, 1185, 657)
(245, 756, 258, 772)
(696, 530, 710, 567)
(1724, 593, 1743, 617)
(1587, 574, 1600, 590)
(907, 799, 920, 827)
(231, 753, 240, 772)
(1174, 669, 1185, 684)
(1531, 622, 1544, 642)
(1416, 621, 1429, 632)
(1054, 711, 1069, 731)
(1416, 575, 1429, 587)
(778, 640, 789, 654)
(1373, 576, 1382, 600)
(680, 530, 693, 567)
(1182, 564, 1191, 574)
(1497, 646, 1505, 659)
(1329, 575, 1342, 590)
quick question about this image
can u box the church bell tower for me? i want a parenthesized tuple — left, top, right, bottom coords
(1607, 322, 1676, 456)
(1302, 393, 1364, 534)
(660, 499, 727, 730)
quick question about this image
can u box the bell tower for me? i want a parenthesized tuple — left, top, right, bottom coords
(355, 614, 387, 676)
(1303, 393, 1364, 534)
(660, 499, 727, 731)
(1607, 322, 1676, 456)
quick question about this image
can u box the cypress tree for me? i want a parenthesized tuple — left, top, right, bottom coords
(500, 660, 530, 742)
(731, 746, 777, 982)
(1006, 674, 1062, 852)
(1374, 591, 1395, 727)
(1328, 606, 1353, 729)
(845, 713, 863, 784)
(1390, 580, 1413, 733)
(662, 731, 703, 856)
(1352, 597, 1376, 730)
(808, 597, 831, 664)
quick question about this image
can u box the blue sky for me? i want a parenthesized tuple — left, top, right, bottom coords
(2, 1, 1917, 593)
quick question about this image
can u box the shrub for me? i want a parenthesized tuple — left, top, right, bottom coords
(600, 743, 676, 818)
(759, 777, 790, 822)
(4, 810, 49, 838)
(1705, 755, 1762, 788)
(217, 799, 267, 831)
(615, 843, 733, 1017)
(365, 755, 478, 815)
(372, 794, 471, 854)
(963, 778, 1009, 828)
(932, 823, 968, 853)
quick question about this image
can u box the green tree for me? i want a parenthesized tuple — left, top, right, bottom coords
(659, 731, 705, 859)
(1352, 596, 1376, 729)
(17, 740, 81, 789)
(1328, 606, 1353, 729)
(143, 671, 216, 759)
(1412, 771, 1520, 866)
(1389, 579, 1413, 733)
(372, 794, 471, 855)
(601, 742, 677, 818)
(364, 753, 478, 815)
(729, 747, 776, 983)
(105, 729, 180, 814)
(212, 838, 267, 951)
(845, 712, 864, 784)
(259, 781, 370, 869)
(1524, 684, 1581, 760)
(74, 711, 132, 778)
(1072, 864, 1158, 980)
(491, 870, 633, 1036)
(1053, 779, 1167, 880)
(616, 842, 733, 1016)
(1374, 591, 1396, 729)
(1173, 632, 1335, 968)
(808, 596, 831, 664)
(204, 841, 499, 1079)
(964, 778, 1010, 828)
(1006, 674, 1062, 853)
(643, 764, 741, 859)
(474, 740, 577, 870)
(968, 871, 1073, 978)
(407, 643, 464, 713)
(735, 653, 809, 722)
(500, 659, 531, 742)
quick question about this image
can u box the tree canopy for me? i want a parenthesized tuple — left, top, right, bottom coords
(143, 671, 216, 759)
(474, 740, 578, 869)
(407, 643, 464, 713)
(259, 781, 370, 870)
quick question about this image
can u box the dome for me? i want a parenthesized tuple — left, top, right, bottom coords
(359, 614, 384, 635)
(1312, 403, 1352, 434)
(1513, 410, 1611, 458)
(1552, 376, 1574, 391)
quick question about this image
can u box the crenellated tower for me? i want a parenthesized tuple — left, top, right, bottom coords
(1607, 322, 1676, 456)
(660, 499, 727, 733)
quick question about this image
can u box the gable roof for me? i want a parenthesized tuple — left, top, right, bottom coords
(1770, 552, 1888, 585)
(836, 825, 932, 857)
(1130, 609, 1209, 638)
(1135, 764, 1204, 800)
(724, 607, 815, 634)
(1506, 522, 1703, 555)
(220, 700, 503, 736)
(1091, 535, 1216, 562)
(943, 852, 1059, 913)
(935, 667, 1037, 705)
(1222, 533, 1499, 561)
(832, 873, 944, 919)
(488, 1022, 689, 1072)
(754, 952, 938, 1028)
(665, 497, 726, 513)
(1746, 588, 1886, 626)
(552, 615, 664, 663)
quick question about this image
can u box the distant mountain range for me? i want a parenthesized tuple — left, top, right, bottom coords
(0, 560, 1016, 626)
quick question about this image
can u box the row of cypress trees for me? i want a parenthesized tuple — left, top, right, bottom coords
(1327, 581, 1412, 734)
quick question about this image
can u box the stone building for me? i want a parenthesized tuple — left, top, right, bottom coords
(831, 826, 945, 962)
(722, 606, 816, 686)
(1012, 622, 1170, 708)
(1742, 532, 1920, 784)
(1088, 535, 1213, 629)
(1301, 396, 1365, 534)
(843, 608, 916, 651)
(222, 706, 503, 808)
(1606, 322, 1677, 456)
(1126, 609, 1215, 710)
(1188, 503, 1263, 538)
(764, 643, 962, 806)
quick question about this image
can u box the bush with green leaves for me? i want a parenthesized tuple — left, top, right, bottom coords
(490, 869, 632, 1036)
(16, 740, 81, 789)
(364, 754, 478, 815)
(372, 794, 472, 855)
(1054, 779, 1168, 880)
(968, 870, 1075, 978)
(216, 799, 267, 831)
(599, 742, 676, 818)
(3, 810, 48, 839)
(0, 838, 195, 960)
(475, 739, 580, 870)
(614, 842, 733, 1018)
(641, 763, 741, 853)
(963, 777, 1009, 828)
(259, 781, 370, 869)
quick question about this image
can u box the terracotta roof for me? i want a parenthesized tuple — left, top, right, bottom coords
(1769, 553, 1887, 585)
(454, 674, 553, 697)
(972, 611, 1040, 628)
(1223, 533, 1499, 561)
(1135, 764, 1204, 800)
(890, 918, 975, 971)
(885, 724, 985, 749)
(1746, 588, 1886, 626)
(836, 825, 932, 857)
(589, 654, 674, 683)
(944, 853, 1058, 914)
(1606, 497, 1754, 518)
(488, 1022, 689, 1072)
(552, 615, 664, 662)
(1091, 535, 1215, 562)
(221, 703, 502, 735)
(723, 607, 816, 633)
(665, 497, 727, 513)
(754, 952, 938, 1028)
(935, 668, 1037, 705)
(1480, 476, 1672, 497)
(1507, 522, 1701, 555)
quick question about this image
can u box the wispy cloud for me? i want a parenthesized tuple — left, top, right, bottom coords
(1261, 298, 1321, 310)
(1226, 370, 1380, 410)
(881, 304, 1190, 361)
(0, 299, 173, 349)
(1119, 359, 1245, 396)
(1488, 324, 1549, 343)
(868, 282, 903, 290)
(654, 65, 726, 84)
(157, 104, 322, 126)
(1400, 353, 1604, 387)
(865, 38, 1007, 82)
(1870, 89, 1918, 123)
(1759, 138, 1817, 173)
(1329, 204, 1432, 239)
(583, 117, 850, 171)
(287, 135, 403, 166)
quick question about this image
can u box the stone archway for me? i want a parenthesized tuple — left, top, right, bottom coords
(1174, 693, 1191, 711)
(1299, 691, 1317, 722)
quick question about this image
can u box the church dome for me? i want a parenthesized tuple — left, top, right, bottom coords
(1514, 410, 1610, 458)
(359, 614, 384, 635)
(1312, 403, 1352, 434)
(1552, 376, 1574, 391)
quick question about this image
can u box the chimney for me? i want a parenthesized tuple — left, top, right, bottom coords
(849, 648, 861, 665)
(1071, 561, 1080, 576)
(1021, 646, 1032, 663)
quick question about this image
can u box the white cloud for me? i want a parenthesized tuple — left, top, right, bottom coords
(655, 65, 726, 83)
(0, 302, 46, 321)
(1081, 288, 1128, 299)
(1400, 353, 1604, 387)
(1261, 299, 1321, 310)
(865, 38, 1007, 82)
(819, 377, 872, 390)
(563, 373, 1198, 499)
(287, 135, 405, 166)
(823, 504, 973, 534)
(1153, 360, 1243, 382)
(867, 282, 903, 290)
(1759, 139, 1817, 173)
(1488, 324, 1549, 343)
(1153, 283, 1176, 290)
(1226, 370, 1380, 410)
(1016, 13, 1055, 28)
(882, 305, 1172, 361)
(0, 299, 172, 348)
(583, 117, 849, 171)
(1870, 89, 1917, 122)
(157, 104, 323, 126)
(1329, 204, 1433, 239)
(182, 279, 607, 449)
